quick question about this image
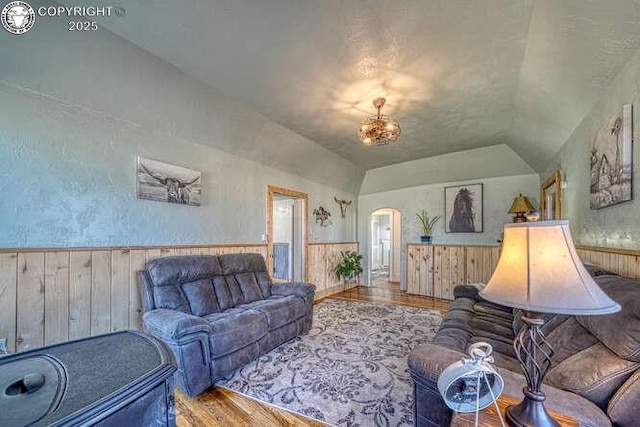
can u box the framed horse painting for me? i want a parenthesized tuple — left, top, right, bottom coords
(445, 183, 483, 233)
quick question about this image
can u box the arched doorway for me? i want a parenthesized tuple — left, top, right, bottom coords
(369, 208, 401, 286)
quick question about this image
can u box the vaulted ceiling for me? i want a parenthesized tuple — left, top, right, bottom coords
(75, 0, 640, 171)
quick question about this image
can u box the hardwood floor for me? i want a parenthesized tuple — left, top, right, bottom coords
(175, 281, 450, 426)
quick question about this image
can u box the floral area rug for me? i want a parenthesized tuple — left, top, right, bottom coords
(218, 299, 442, 426)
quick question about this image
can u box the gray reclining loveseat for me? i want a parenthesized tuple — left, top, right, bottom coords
(138, 253, 315, 397)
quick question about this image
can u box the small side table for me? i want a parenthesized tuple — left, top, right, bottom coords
(450, 395, 579, 427)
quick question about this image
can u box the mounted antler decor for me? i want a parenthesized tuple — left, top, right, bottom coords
(313, 206, 332, 227)
(334, 197, 352, 218)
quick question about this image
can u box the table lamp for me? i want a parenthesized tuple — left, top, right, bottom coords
(508, 194, 535, 223)
(479, 220, 620, 427)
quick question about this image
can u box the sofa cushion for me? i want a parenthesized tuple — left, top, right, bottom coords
(546, 317, 599, 366)
(154, 285, 190, 313)
(241, 295, 307, 330)
(218, 253, 272, 298)
(146, 256, 222, 287)
(469, 317, 513, 338)
(224, 275, 246, 306)
(234, 272, 264, 303)
(437, 306, 474, 332)
(218, 253, 268, 275)
(546, 343, 640, 409)
(204, 309, 268, 357)
(181, 278, 220, 316)
(577, 277, 640, 362)
(449, 297, 476, 313)
(473, 301, 513, 327)
(431, 327, 473, 352)
(212, 276, 233, 311)
(255, 271, 273, 298)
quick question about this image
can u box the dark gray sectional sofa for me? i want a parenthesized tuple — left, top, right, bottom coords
(408, 265, 640, 427)
(138, 253, 315, 397)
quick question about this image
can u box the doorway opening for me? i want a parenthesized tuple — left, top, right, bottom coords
(267, 186, 307, 281)
(369, 208, 401, 286)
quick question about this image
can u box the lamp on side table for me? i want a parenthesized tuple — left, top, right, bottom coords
(479, 220, 620, 427)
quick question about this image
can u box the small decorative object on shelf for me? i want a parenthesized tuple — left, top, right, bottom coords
(526, 210, 541, 222)
(438, 342, 505, 427)
(333, 250, 363, 284)
(508, 194, 534, 223)
(417, 210, 440, 243)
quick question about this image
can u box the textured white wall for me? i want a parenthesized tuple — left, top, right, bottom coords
(546, 46, 640, 250)
(358, 173, 539, 290)
(0, 2, 360, 248)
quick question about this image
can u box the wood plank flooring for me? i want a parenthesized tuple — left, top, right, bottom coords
(175, 281, 450, 427)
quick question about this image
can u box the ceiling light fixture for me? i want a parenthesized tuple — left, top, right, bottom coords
(357, 97, 401, 146)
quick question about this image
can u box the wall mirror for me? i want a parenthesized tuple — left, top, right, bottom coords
(541, 170, 562, 220)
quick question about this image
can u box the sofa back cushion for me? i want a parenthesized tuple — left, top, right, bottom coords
(181, 278, 220, 316)
(546, 343, 639, 409)
(576, 275, 640, 362)
(218, 253, 272, 302)
(145, 256, 223, 315)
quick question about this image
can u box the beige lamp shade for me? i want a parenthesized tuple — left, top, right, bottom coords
(480, 220, 620, 315)
(508, 194, 534, 214)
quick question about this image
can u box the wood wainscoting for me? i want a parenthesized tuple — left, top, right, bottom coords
(407, 243, 640, 301)
(576, 245, 640, 280)
(407, 244, 500, 300)
(0, 241, 356, 354)
(307, 242, 359, 300)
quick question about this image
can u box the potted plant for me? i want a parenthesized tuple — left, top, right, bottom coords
(333, 250, 363, 284)
(416, 210, 440, 243)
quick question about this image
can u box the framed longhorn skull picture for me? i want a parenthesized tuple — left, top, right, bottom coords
(137, 157, 202, 206)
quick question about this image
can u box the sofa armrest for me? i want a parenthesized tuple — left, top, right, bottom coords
(143, 309, 210, 341)
(409, 343, 466, 381)
(271, 282, 316, 299)
(453, 284, 483, 300)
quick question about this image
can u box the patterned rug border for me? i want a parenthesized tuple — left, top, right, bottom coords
(218, 298, 443, 426)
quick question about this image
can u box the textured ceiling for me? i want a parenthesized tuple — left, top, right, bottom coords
(71, 0, 640, 171)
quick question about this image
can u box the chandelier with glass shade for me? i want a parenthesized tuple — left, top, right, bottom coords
(357, 97, 401, 146)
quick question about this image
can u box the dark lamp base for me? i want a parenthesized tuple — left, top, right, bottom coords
(512, 214, 527, 223)
(505, 390, 560, 427)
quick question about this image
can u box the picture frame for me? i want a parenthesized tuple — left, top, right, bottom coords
(590, 104, 633, 209)
(541, 169, 562, 220)
(445, 183, 483, 233)
(136, 157, 202, 206)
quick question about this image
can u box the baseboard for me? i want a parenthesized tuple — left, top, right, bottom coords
(315, 282, 358, 300)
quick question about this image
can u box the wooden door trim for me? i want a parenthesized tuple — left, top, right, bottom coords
(266, 185, 309, 281)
